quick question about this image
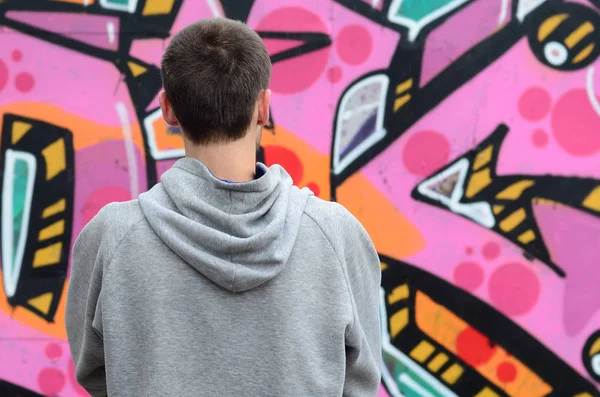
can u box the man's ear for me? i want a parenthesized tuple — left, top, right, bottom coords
(257, 89, 271, 127)
(159, 91, 179, 126)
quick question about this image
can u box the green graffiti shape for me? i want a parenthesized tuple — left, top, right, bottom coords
(395, 0, 458, 22)
(12, 158, 29, 266)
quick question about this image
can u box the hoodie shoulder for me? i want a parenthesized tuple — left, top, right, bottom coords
(78, 199, 146, 259)
(303, 196, 371, 250)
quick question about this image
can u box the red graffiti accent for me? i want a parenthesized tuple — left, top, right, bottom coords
(263, 145, 304, 185)
(456, 326, 497, 367)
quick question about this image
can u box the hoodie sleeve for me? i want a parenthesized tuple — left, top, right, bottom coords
(65, 208, 110, 397)
(65, 210, 110, 396)
(307, 199, 382, 396)
(338, 209, 382, 396)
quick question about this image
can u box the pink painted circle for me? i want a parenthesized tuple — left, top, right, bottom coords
(82, 186, 131, 225)
(453, 261, 484, 292)
(38, 367, 66, 395)
(256, 7, 330, 94)
(551, 89, 600, 157)
(531, 129, 549, 148)
(15, 72, 35, 93)
(488, 262, 540, 317)
(402, 130, 451, 177)
(45, 342, 63, 360)
(0, 59, 8, 93)
(327, 66, 343, 83)
(336, 24, 373, 66)
(12, 49, 23, 62)
(482, 241, 501, 261)
(518, 86, 552, 121)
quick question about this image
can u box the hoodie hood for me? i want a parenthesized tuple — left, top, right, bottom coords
(138, 158, 312, 292)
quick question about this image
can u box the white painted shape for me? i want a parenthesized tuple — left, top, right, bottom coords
(143, 108, 186, 161)
(544, 41, 568, 66)
(115, 102, 140, 198)
(206, 0, 223, 18)
(2, 150, 37, 298)
(516, 0, 548, 21)
(592, 354, 600, 375)
(417, 158, 496, 228)
(586, 66, 600, 117)
(333, 74, 389, 175)
(499, 0, 510, 25)
(106, 21, 116, 45)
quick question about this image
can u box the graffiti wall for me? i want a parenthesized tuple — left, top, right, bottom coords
(1, 0, 600, 396)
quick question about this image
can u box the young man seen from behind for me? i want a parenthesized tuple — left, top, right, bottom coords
(65, 18, 382, 397)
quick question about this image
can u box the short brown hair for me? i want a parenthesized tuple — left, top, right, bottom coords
(161, 18, 271, 144)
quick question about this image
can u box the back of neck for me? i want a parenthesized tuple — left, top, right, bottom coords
(184, 136, 257, 183)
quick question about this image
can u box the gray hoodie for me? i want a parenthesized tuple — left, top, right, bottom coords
(65, 158, 382, 397)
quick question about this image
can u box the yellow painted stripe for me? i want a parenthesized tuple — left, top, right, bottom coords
(33, 242, 63, 267)
(496, 180, 535, 200)
(583, 186, 600, 212)
(499, 208, 526, 232)
(473, 145, 493, 171)
(410, 340, 435, 363)
(441, 363, 464, 385)
(39, 220, 65, 241)
(390, 308, 409, 338)
(142, 0, 175, 15)
(394, 94, 411, 112)
(518, 229, 536, 244)
(41, 139, 66, 180)
(573, 43, 595, 64)
(388, 284, 409, 304)
(42, 199, 66, 219)
(492, 205, 504, 215)
(27, 292, 53, 315)
(465, 168, 492, 198)
(475, 387, 501, 397)
(565, 21, 595, 49)
(396, 79, 413, 94)
(12, 121, 32, 144)
(427, 353, 448, 373)
(589, 337, 600, 356)
(538, 14, 568, 41)
(381, 262, 388, 271)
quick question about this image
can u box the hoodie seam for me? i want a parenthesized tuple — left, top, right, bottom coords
(303, 212, 356, 335)
(227, 189, 237, 291)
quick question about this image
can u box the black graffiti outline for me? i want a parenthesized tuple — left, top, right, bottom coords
(329, 0, 600, 198)
(0, 114, 75, 322)
(380, 255, 599, 396)
(0, 0, 332, 187)
(410, 123, 600, 278)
